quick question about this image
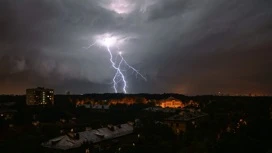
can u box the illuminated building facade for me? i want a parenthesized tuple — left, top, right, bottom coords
(158, 97, 184, 108)
(26, 87, 54, 105)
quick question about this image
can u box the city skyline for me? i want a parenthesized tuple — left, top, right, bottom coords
(0, 0, 271, 95)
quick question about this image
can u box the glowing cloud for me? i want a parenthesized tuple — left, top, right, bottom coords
(99, 0, 136, 14)
(98, 0, 157, 14)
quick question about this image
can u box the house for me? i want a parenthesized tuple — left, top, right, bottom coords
(158, 97, 184, 108)
(165, 109, 208, 134)
(144, 107, 177, 113)
(42, 122, 134, 150)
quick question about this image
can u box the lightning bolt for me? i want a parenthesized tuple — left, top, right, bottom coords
(119, 53, 147, 81)
(85, 34, 146, 93)
(106, 45, 127, 93)
(83, 42, 98, 49)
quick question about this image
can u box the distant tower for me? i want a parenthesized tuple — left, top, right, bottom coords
(66, 91, 71, 95)
(26, 87, 54, 105)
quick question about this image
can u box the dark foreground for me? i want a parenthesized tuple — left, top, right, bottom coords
(0, 95, 272, 153)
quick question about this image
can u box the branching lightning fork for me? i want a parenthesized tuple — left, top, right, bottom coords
(85, 34, 146, 93)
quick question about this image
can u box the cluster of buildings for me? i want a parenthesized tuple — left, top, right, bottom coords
(24, 87, 207, 144)
(22, 88, 207, 152)
(75, 97, 148, 106)
(74, 96, 198, 110)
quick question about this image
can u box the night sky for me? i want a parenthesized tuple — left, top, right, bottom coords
(0, 0, 272, 95)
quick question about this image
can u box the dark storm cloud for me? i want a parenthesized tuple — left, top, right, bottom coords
(140, 0, 272, 95)
(0, 0, 271, 94)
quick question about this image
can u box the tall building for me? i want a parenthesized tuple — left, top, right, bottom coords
(26, 87, 54, 105)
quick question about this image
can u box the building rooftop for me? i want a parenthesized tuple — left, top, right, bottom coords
(0, 109, 18, 114)
(144, 107, 177, 113)
(42, 123, 134, 150)
(0, 102, 16, 107)
(166, 109, 208, 122)
(92, 104, 110, 109)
